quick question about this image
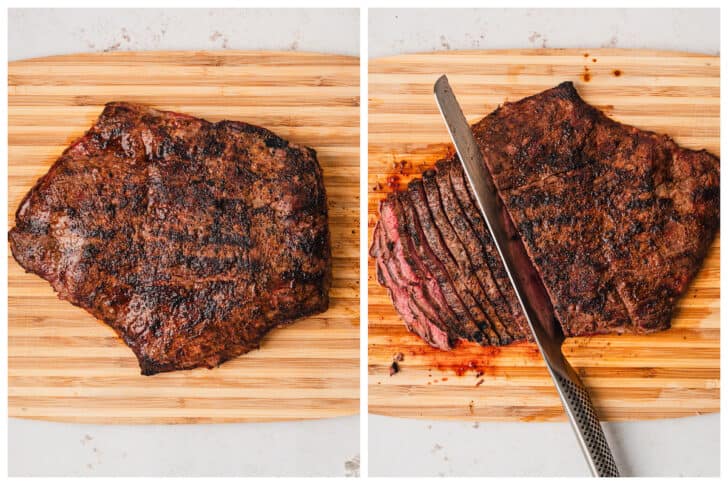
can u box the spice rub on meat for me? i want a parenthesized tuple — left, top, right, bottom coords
(10, 103, 332, 374)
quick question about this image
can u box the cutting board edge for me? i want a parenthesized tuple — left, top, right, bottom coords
(369, 47, 719, 63)
(367, 408, 721, 423)
(9, 49, 361, 67)
(8, 409, 360, 425)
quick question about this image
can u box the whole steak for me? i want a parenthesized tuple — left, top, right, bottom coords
(10, 103, 331, 375)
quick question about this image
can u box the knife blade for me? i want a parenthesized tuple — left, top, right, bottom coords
(433, 75, 619, 477)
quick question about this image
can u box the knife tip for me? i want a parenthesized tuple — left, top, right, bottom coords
(434, 74, 449, 93)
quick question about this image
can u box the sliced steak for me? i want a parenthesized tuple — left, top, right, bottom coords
(385, 193, 462, 346)
(407, 180, 501, 345)
(398, 190, 486, 343)
(372, 197, 456, 349)
(447, 160, 531, 341)
(433, 160, 521, 343)
(10, 102, 332, 374)
(372, 82, 719, 349)
(422, 168, 512, 344)
(373, 224, 445, 348)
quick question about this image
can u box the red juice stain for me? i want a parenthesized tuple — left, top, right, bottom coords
(378, 145, 455, 196)
(433, 347, 502, 377)
(386, 175, 400, 191)
(396, 160, 409, 175)
(582, 66, 591, 82)
(380, 160, 413, 194)
(455, 363, 469, 376)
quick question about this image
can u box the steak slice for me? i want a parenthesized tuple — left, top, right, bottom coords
(372, 82, 719, 348)
(9, 102, 332, 375)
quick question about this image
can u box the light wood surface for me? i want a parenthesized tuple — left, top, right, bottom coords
(368, 49, 719, 422)
(8, 51, 360, 424)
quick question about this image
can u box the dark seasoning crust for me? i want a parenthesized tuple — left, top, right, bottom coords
(371, 82, 719, 350)
(10, 102, 332, 375)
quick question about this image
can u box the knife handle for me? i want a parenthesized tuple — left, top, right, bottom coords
(553, 365, 620, 477)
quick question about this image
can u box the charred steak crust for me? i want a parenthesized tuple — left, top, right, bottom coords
(474, 82, 719, 338)
(10, 102, 332, 375)
(371, 82, 719, 349)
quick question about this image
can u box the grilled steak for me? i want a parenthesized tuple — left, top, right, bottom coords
(10, 102, 331, 374)
(371, 82, 719, 349)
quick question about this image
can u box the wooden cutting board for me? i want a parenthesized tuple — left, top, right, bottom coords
(8, 51, 360, 424)
(368, 49, 719, 422)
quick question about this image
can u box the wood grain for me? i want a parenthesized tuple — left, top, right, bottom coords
(8, 51, 360, 424)
(368, 49, 719, 422)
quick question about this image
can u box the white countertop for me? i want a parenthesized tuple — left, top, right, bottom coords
(8, 7, 360, 478)
(370, 414, 718, 477)
(367, 7, 719, 477)
(10, 417, 360, 477)
(9, 8, 360, 61)
(369, 8, 719, 58)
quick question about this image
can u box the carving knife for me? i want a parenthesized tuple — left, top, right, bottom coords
(433, 75, 620, 477)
